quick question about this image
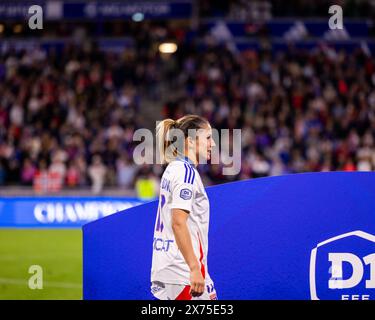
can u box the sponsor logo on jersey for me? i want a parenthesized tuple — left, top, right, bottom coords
(153, 237, 174, 252)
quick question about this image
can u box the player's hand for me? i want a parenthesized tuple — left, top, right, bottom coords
(189, 267, 205, 297)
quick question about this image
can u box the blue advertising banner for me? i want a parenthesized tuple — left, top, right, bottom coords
(83, 172, 375, 300)
(0, 197, 145, 228)
(0, 1, 192, 20)
(0, 1, 44, 19)
(62, 1, 192, 20)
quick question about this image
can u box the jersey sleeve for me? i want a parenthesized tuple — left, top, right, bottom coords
(169, 162, 196, 213)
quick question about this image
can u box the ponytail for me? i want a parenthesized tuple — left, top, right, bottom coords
(156, 118, 177, 164)
(156, 115, 209, 164)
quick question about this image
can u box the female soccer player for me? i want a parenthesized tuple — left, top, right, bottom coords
(150, 115, 218, 300)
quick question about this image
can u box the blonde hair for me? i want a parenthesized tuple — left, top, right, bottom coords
(156, 115, 209, 164)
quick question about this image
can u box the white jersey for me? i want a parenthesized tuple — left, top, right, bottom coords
(151, 157, 212, 285)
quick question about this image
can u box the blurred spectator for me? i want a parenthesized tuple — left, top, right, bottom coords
(135, 165, 159, 200)
(33, 159, 50, 194)
(49, 152, 67, 176)
(0, 163, 5, 185)
(116, 154, 137, 189)
(21, 158, 37, 185)
(88, 155, 107, 195)
(66, 160, 80, 188)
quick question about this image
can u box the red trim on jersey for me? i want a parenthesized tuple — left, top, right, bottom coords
(176, 234, 205, 300)
(175, 285, 192, 300)
(198, 232, 205, 279)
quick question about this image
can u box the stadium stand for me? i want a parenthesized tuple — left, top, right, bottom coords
(0, 0, 374, 195)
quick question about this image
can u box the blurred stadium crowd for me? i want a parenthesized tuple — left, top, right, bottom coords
(0, 43, 147, 193)
(0, 1, 374, 195)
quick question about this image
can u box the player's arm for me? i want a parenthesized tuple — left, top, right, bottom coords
(171, 209, 204, 296)
(170, 164, 204, 297)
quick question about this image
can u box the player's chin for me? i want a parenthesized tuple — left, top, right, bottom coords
(207, 151, 211, 160)
(197, 151, 210, 164)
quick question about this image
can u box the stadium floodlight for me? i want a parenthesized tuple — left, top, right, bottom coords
(158, 42, 178, 54)
(132, 12, 144, 22)
(13, 24, 23, 34)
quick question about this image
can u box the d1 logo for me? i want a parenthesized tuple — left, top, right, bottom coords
(310, 231, 375, 300)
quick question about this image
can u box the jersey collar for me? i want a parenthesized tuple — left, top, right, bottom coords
(177, 156, 196, 167)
